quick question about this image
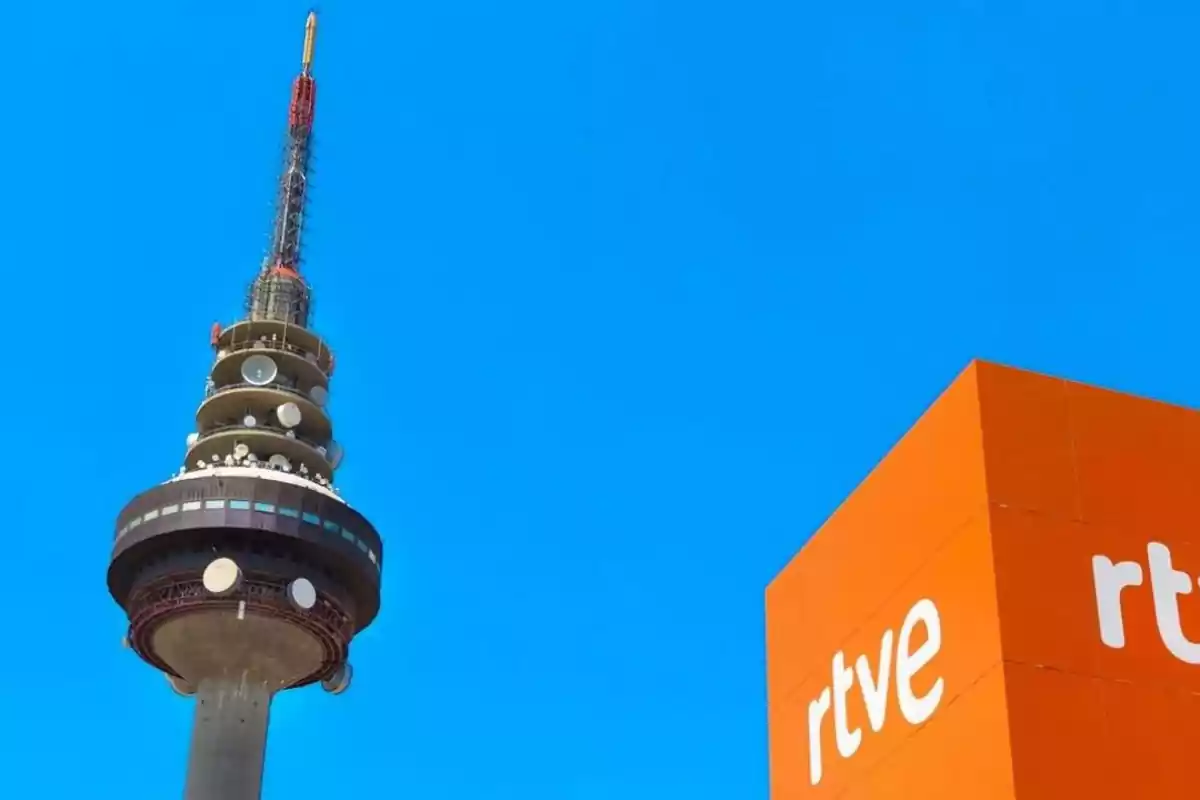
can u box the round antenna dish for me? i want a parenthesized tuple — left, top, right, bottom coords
(241, 354, 278, 386)
(268, 454, 291, 471)
(276, 402, 302, 428)
(321, 662, 353, 695)
(166, 674, 197, 697)
(243, 414, 258, 427)
(309, 385, 328, 407)
(201, 557, 242, 596)
(186, 432, 199, 448)
(287, 577, 318, 611)
(327, 441, 344, 469)
(233, 443, 250, 459)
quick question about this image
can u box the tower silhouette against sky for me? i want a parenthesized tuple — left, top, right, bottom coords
(106, 13, 383, 799)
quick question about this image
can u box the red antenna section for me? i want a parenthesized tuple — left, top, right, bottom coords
(248, 12, 320, 328)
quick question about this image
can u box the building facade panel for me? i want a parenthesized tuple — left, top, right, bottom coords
(767, 364, 1009, 799)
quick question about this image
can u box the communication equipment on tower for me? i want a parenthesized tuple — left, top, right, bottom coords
(201, 558, 243, 596)
(309, 385, 328, 406)
(287, 578, 317, 610)
(242, 354, 279, 386)
(322, 662, 353, 695)
(277, 402, 302, 428)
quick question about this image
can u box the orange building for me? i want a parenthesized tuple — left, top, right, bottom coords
(766, 360, 1200, 798)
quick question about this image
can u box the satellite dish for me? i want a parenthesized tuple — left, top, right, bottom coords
(241, 354, 278, 386)
(202, 558, 242, 595)
(309, 385, 328, 407)
(233, 443, 250, 460)
(246, 453, 258, 463)
(186, 432, 199, 448)
(243, 414, 258, 427)
(167, 674, 197, 697)
(321, 662, 352, 695)
(276, 402, 302, 428)
(268, 454, 291, 471)
(287, 577, 317, 611)
(327, 441, 344, 469)
(285, 429, 296, 439)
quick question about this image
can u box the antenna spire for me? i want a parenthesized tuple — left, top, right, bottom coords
(248, 12, 319, 327)
(302, 11, 317, 75)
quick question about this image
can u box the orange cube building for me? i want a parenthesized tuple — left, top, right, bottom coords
(766, 360, 1200, 799)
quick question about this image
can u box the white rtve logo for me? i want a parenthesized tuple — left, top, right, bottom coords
(1093, 541, 1200, 663)
(806, 598, 944, 786)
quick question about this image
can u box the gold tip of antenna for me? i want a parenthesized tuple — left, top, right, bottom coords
(302, 11, 317, 71)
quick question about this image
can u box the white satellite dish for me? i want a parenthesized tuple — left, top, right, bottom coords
(246, 453, 258, 463)
(241, 354, 278, 386)
(243, 414, 258, 428)
(321, 662, 352, 695)
(327, 441, 344, 469)
(268, 454, 291, 471)
(276, 402, 302, 428)
(233, 443, 250, 460)
(202, 558, 242, 595)
(309, 385, 328, 407)
(186, 432, 199, 448)
(285, 430, 296, 439)
(287, 577, 317, 611)
(167, 674, 196, 697)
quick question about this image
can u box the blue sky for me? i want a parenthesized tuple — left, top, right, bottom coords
(4, 0, 1200, 797)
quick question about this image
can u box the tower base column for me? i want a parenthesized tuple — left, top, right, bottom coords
(184, 678, 273, 800)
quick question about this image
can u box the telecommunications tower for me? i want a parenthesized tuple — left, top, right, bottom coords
(106, 13, 383, 799)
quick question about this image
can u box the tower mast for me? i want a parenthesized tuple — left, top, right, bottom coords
(107, 13, 382, 800)
(250, 10, 319, 328)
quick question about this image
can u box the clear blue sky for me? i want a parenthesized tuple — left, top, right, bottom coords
(4, 0, 1200, 797)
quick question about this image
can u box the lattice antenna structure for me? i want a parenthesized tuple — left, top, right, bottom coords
(247, 9, 319, 327)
